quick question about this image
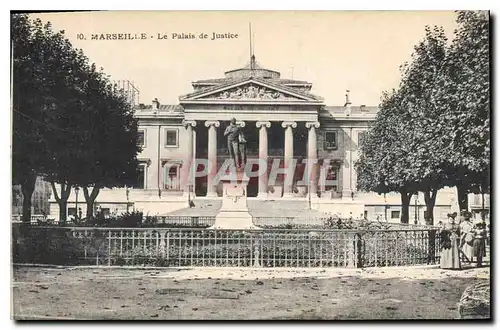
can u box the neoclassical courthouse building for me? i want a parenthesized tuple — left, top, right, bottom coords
(48, 57, 489, 223)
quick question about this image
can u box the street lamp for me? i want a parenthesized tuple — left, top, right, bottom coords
(414, 192, 418, 225)
(74, 186, 80, 221)
(126, 187, 130, 213)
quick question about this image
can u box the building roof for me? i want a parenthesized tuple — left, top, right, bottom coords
(323, 105, 379, 114)
(133, 56, 378, 114)
(134, 104, 184, 112)
(236, 57, 267, 71)
(192, 77, 311, 86)
(181, 76, 323, 102)
(323, 106, 345, 113)
(192, 56, 313, 89)
(224, 56, 280, 76)
(132, 103, 379, 120)
(319, 105, 379, 120)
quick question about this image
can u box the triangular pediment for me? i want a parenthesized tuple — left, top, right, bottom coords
(180, 78, 322, 102)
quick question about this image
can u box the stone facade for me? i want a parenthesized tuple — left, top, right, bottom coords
(48, 58, 490, 223)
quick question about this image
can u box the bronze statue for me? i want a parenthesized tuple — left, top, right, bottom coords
(224, 118, 241, 168)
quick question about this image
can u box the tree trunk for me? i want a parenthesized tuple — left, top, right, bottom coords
(50, 182, 72, 224)
(83, 186, 101, 220)
(423, 188, 438, 226)
(456, 183, 469, 212)
(400, 191, 411, 224)
(58, 200, 67, 223)
(479, 186, 486, 220)
(20, 174, 36, 223)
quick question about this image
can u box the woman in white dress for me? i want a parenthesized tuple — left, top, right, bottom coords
(459, 211, 474, 263)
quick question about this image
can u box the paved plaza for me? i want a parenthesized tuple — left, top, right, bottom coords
(12, 265, 489, 320)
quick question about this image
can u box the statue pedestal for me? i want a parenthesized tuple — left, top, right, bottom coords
(210, 170, 260, 230)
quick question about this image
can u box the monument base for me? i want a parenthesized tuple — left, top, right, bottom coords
(210, 211, 258, 230)
(209, 170, 260, 230)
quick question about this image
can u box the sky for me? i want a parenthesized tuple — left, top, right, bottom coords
(32, 11, 459, 107)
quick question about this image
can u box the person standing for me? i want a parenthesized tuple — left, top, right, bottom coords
(224, 118, 241, 169)
(459, 211, 474, 263)
(439, 212, 461, 270)
(471, 218, 488, 267)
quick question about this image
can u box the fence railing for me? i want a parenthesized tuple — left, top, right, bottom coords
(152, 216, 215, 227)
(253, 217, 327, 228)
(13, 226, 440, 268)
(14, 214, 437, 230)
(253, 217, 435, 229)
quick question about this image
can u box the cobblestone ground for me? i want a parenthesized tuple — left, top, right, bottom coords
(12, 265, 490, 320)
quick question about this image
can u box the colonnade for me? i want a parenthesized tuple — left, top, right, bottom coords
(182, 120, 321, 198)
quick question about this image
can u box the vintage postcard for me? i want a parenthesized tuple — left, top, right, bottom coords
(11, 10, 490, 320)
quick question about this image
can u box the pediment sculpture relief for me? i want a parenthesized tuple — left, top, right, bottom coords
(208, 84, 298, 100)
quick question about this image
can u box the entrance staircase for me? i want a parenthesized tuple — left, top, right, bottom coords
(165, 198, 331, 226)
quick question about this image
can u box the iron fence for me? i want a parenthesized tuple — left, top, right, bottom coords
(253, 216, 437, 230)
(13, 226, 440, 268)
(253, 217, 328, 228)
(13, 214, 440, 230)
(152, 216, 215, 227)
(14, 216, 216, 228)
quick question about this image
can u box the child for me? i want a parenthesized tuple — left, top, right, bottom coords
(472, 219, 488, 267)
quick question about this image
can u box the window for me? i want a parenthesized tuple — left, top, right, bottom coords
(391, 210, 401, 219)
(324, 131, 338, 150)
(132, 163, 146, 189)
(164, 164, 181, 190)
(324, 166, 338, 191)
(68, 208, 77, 216)
(165, 128, 179, 147)
(327, 166, 338, 181)
(137, 129, 146, 148)
(364, 210, 368, 220)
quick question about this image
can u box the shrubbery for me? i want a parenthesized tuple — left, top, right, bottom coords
(30, 213, 434, 231)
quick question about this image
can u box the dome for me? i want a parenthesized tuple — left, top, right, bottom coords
(224, 55, 281, 80)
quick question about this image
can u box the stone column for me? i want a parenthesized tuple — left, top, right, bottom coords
(256, 121, 271, 199)
(281, 121, 297, 198)
(205, 120, 220, 197)
(182, 120, 197, 198)
(306, 121, 320, 197)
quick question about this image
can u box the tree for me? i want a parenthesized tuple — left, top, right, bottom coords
(41, 39, 140, 222)
(356, 89, 417, 224)
(396, 26, 449, 225)
(357, 26, 449, 225)
(75, 69, 140, 220)
(12, 14, 141, 223)
(433, 11, 490, 211)
(12, 14, 53, 223)
(27, 19, 90, 223)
